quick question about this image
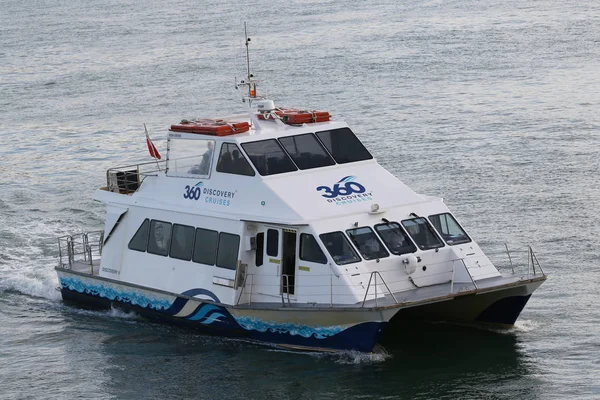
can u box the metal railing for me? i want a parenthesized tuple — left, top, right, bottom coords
(106, 160, 166, 194)
(235, 245, 545, 307)
(57, 231, 104, 274)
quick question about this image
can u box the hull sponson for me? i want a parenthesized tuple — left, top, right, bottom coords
(385, 280, 542, 330)
(57, 271, 384, 352)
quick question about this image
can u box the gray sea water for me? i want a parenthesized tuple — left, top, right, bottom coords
(1, 0, 599, 398)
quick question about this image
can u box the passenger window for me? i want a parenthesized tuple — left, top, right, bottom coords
(216, 233, 240, 270)
(128, 218, 150, 252)
(401, 218, 445, 250)
(428, 213, 471, 245)
(319, 231, 361, 265)
(217, 143, 255, 176)
(169, 224, 195, 261)
(147, 220, 172, 256)
(167, 138, 215, 178)
(241, 139, 298, 176)
(255, 232, 264, 266)
(374, 222, 417, 255)
(279, 133, 335, 170)
(346, 227, 389, 260)
(315, 128, 373, 164)
(266, 229, 279, 257)
(192, 228, 218, 265)
(299, 234, 327, 264)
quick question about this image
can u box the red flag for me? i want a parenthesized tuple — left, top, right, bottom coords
(146, 133, 161, 159)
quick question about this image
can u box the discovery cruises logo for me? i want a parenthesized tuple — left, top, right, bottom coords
(316, 176, 373, 206)
(183, 181, 236, 207)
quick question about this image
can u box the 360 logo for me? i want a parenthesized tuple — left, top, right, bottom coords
(316, 176, 366, 198)
(183, 182, 203, 200)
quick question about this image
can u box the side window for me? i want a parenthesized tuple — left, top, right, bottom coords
(266, 229, 279, 257)
(217, 143, 255, 176)
(147, 220, 172, 256)
(192, 228, 218, 265)
(319, 231, 361, 265)
(255, 232, 264, 267)
(346, 227, 389, 260)
(374, 222, 417, 255)
(216, 233, 240, 270)
(241, 139, 298, 176)
(428, 213, 472, 245)
(401, 218, 445, 250)
(128, 218, 150, 252)
(299, 234, 327, 264)
(169, 224, 195, 261)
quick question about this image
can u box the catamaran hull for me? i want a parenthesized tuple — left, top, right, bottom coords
(56, 268, 544, 352)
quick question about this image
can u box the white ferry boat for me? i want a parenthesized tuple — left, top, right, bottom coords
(55, 38, 546, 353)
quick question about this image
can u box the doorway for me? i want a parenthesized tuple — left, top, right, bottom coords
(281, 229, 297, 295)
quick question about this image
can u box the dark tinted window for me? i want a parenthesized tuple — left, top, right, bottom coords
(217, 143, 255, 176)
(429, 213, 472, 245)
(320, 231, 361, 265)
(241, 139, 298, 176)
(279, 133, 335, 170)
(147, 220, 172, 256)
(216, 233, 240, 270)
(374, 222, 417, 255)
(169, 224, 195, 261)
(315, 128, 373, 164)
(266, 229, 279, 257)
(299, 234, 327, 264)
(128, 218, 149, 252)
(402, 218, 445, 250)
(346, 227, 389, 260)
(192, 228, 218, 265)
(255, 232, 264, 266)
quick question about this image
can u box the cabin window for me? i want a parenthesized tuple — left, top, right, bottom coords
(319, 231, 361, 265)
(315, 128, 373, 164)
(346, 227, 389, 260)
(147, 220, 172, 257)
(278, 133, 336, 170)
(401, 218, 445, 250)
(128, 218, 150, 252)
(216, 233, 240, 270)
(266, 229, 279, 257)
(192, 228, 218, 265)
(428, 213, 471, 245)
(299, 234, 327, 264)
(167, 138, 215, 177)
(169, 224, 195, 261)
(241, 139, 298, 176)
(216, 143, 255, 176)
(374, 222, 417, 255)
(255, 232, 264, 266)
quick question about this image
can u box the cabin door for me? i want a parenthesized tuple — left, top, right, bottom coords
(258, 227, 297, 296)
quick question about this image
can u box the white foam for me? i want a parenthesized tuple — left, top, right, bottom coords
(512, 319, 539, 333)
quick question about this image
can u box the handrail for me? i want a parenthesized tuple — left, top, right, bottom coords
(106, 160, 166, 194)
(361, 271, 398, 308)
(57, 231, 104, 273)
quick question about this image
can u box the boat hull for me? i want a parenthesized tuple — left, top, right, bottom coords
(56, 268, 544, 352)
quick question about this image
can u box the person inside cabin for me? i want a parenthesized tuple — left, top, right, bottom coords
(189, 141, 214, 175)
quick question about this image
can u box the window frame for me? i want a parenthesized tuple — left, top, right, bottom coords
(128, 218, 150, 252)
(266, 229, 279, 257)
(315, 128, 373, 164)
(216, 142, 256, 176)
(169, 223, 196, 261)
(428, 213, 472, 246)
(299, 233, 328, 264)
(345, 226, 390, 260)
(240, 139, 298, 176)
(319, 231, 362, 266)
(278, 133, 336, 170)
(374, 222, 417, 255)
(401, 217, 445, 251)
(216, 232, 241, 270)
(147, 220, 173, 257)
(192, 227, 219, 265)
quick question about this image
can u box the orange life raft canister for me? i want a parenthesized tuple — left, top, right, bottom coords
(170, 119, 250, 136)
(257, 108, 330, 124)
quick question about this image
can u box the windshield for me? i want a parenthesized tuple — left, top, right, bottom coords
(346, 227, 389, 260)
(315, 128, 373, 164)
(374, 222, 417, 255)
(428, 213, 471, 245)
(319, 231, 361, 265)
(241, 139, 297, 176)
(401, 218, 445, 250)
(279, 133, 335, 170)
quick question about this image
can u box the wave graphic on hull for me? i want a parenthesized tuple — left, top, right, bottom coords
(234, 316, 345, 339)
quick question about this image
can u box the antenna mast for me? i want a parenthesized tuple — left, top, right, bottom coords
(244, 22, 256, 98)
